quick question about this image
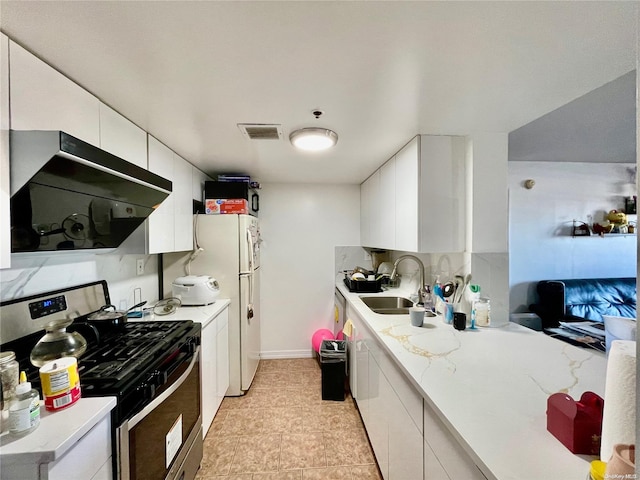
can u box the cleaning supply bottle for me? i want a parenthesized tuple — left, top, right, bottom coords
(469, 285, 481, 329)
(9, 371, 40, 435)
(433, 276, 443, 300)
(423, 285, 435, 313)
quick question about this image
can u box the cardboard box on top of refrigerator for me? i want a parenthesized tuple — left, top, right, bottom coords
(205, 199, 249, 214)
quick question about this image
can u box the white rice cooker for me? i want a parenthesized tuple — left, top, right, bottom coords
(172, 275, 220, 306)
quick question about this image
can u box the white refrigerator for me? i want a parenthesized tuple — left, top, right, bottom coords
(189, 214, 261, 395)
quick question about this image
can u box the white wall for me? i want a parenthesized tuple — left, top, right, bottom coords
(508, 161, 637, 312)
(259, 183, 360, 358)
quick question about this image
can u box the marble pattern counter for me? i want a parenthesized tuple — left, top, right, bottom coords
(338, 282, 607, 480)
(0, 396, 116, 466)
(139, 298, 231, 328)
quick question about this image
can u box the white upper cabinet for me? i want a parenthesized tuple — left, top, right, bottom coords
(360, 174, 372, 247)
(192, 166, 211, 205)
(361, 170, 381, 248)
(147, 136, 176, 254)
(378, 158, 396, 249)
(360, 135, 465, 253)
(9, 41, 100, 145)
(173, 152, 193, 252)
(99, 104, 147, 168)
(1, 34, 10, 269)
(147, 136, 194, 254)
(394, 138, 419, 251)
(418, 135, 465, 253)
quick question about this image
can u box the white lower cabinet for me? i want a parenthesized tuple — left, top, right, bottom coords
(348, 298, 486, 480)
(389, 388, 423, 480)
(46, 415, 112, 480)
(201, 313, 218, 436)
(367, 353, 390, 478)
(215, 309, 230, 412)
(201, 305, 230, 436)
(423, 401, 487, 480)
(423, 439, 449, 480)
(348, 306, 423, 480)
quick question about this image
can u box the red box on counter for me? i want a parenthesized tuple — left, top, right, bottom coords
(546, 391, 604, 455)
(205, 199, 249, 214)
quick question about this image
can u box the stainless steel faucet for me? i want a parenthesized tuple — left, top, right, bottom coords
(389, 254, 428, 305)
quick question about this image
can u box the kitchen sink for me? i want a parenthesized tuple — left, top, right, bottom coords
(360, 296, 413, 315)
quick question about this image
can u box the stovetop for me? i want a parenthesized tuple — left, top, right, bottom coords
(0, 281, 203, 423)
(2, 319, 201, 423)
(5, 320, 195, 388)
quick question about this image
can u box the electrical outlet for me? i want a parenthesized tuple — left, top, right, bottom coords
(136, 259, 144, 276)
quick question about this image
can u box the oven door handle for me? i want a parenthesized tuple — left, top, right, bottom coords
(125, 346, 199, 430)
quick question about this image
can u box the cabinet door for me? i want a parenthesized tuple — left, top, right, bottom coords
(388, 390, 423, 480)
(368, 353, 390, 480)
(201, 320, 217, 436)
(366, 170, 382, 248)
(99, 103, 147, 168)
(379, 158, 396, 249)
(423, 439, 449, 480)
(216, 309, 230, 411)
(192, 166, 210, 204)
(48, 415, 112, 480)
(423, 400, 486, 480)
(0, 34, 10, 269)
(419, 136, 465, 253)
(147, 136, 175, 253)
(395, 137, 419, 252)
(9, 41, 100, 145)
(173, 153, 193, 252)
(360, 176, 372, 246)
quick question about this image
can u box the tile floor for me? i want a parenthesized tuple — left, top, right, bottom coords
(196, 358, 382, 480)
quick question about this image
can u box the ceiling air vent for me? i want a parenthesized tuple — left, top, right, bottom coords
(237, 124, 283, 140)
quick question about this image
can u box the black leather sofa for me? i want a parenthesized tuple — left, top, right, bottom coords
(529, 277, 637, 329)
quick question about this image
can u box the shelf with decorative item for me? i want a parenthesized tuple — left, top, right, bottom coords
(571, 215, 637, 238)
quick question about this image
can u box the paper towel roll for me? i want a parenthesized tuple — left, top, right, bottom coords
(600, 340, 636, 462)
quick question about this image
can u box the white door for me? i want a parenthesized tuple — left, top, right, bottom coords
(239, 269, 260, 391)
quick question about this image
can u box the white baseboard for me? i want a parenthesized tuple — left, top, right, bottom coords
(260, 349, 315, 359)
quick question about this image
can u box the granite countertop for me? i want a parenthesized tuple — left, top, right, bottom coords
(0, 396, 116, 466)
(337, 282, 608, 480)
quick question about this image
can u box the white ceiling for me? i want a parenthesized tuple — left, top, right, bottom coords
(0, 1, 637, 184)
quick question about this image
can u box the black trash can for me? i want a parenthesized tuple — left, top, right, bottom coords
(319, 339, 347, 401)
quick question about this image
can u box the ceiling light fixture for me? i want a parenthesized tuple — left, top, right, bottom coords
(290, 110, 338, 152)
(290, 128, 338, 152)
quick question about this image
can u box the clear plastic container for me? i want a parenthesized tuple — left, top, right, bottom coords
(473, 297, 491, 327)
(0, 352, 19, 405)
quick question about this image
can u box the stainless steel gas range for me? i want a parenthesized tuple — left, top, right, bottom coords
(0, 281, 203, 480)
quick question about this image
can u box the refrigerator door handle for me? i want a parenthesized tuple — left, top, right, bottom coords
(245, 227, 256, 320)
(246, 227, 255, 273)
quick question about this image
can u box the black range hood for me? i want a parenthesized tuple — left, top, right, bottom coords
(10, 130, 172, 252)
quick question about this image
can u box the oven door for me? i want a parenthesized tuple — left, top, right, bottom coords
(118, 347, 202, 480)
